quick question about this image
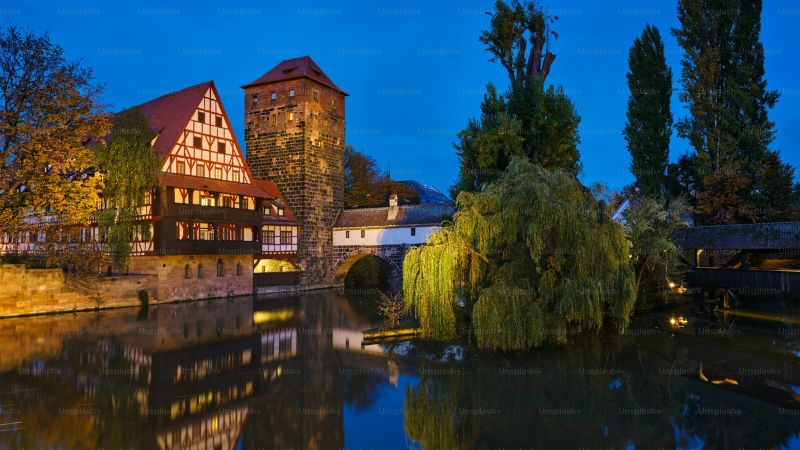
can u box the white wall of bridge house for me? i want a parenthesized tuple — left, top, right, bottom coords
(332, 226, 440, 246)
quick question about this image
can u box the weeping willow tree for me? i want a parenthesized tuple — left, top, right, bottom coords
(404, 157, 636, 350)
(95, 109, 161, 271)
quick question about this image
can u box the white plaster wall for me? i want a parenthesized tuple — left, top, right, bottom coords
(332, 226, 439, 246)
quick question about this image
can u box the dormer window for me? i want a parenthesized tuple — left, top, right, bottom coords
(277, 207, 284, 217)
(197, 111, 205, 123)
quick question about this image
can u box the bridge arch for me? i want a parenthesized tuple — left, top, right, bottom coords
(333, 247, 403, 285)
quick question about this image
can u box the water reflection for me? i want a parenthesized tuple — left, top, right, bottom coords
(0, 291, 797, 449)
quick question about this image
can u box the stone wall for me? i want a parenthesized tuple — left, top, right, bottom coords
(0, 264, 157, 318)
(244, 77, 345, 288)
(0, 253, 254, 318)
(332, 245, 408, 284)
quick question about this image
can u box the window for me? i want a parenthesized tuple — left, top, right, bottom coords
(288, 112, 294, 122)
(251, 94, 258, 107)
(242, 227, 254, 241)
(232, 171, 240, 183)
(242, 196, 255, 210)
(197, 263, 204, 279)
(198, 191, 216, 207)
(196, 165, 205, 178)
(312, 90, 318, 101)
(289, 89, 295, 97)
(193, 136, 202, 149)
(217, 142, 226, 153)
(277, 207, 284, 216)
(184, 264, 190, 279)
(345, 230, 350, 239)
(176, 221, 190, 240)
(215, 116, 222, 127)
(195, 223, 214, 240)
(361, 230, 365, 238)
(215, 168, 222, 179)
(197, 111, 205, 123)
(176, 161, 186, 174)
(280, 231, 292, 245)
(218, 224, 237, 241)
(271, 92, 277, 101)
(236, 263, 243, 276)
(222, 196, 232, 208)
(264, 230, 275, 245)
(331, 99, 336, 107)
(173, 188, 189, 204)
(410, 227, 416, 236)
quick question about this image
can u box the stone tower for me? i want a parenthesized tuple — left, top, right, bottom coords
(242, 56, 346, 287)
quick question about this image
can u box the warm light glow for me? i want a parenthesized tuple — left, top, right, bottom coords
(253, 309, 295, 325)
(668, 315, 688, 328)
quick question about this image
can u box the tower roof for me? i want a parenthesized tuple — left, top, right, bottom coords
(241, 56, 347, 95)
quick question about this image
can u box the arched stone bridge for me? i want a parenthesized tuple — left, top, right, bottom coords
(331, 202, 455, 285)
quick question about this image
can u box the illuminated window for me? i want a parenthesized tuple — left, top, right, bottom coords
(195, 223, 214, 240)
(197, 111, 205, 123)
(242, 227, 253, 241)
(218, 224, 237, 241)
(215, 168, 222, 179)
(196, 165, 205, 178)
(176, 161, 185, 174)
(193, 136, 202, 148)
(198, 191, 216, 207)
(280, 231, 292, 245)
(277, 207, 284, 216)
(264, 230, 275, 245)
(288, 112, 294, 121)
(232, 171, 239, 183)
(176, 221, 190, 240)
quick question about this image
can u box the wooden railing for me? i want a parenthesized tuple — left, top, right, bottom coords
(253, 271, 302, 287)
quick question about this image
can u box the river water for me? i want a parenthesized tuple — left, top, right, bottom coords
(0, 289, 798, 449)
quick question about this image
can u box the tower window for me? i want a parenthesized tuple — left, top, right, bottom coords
(289, 89, 295, 97)
(312, 91, 318, 101)
(197, 112, 205, 123)
(288, 112, 294, 122)
(193, 136, 203, 148)
(331, 99, 336, 107)
(217, 142, 226, 153)
(215, 116, 222, 127)
(251, 94, 258, 107)
(271, 92, 277, 101)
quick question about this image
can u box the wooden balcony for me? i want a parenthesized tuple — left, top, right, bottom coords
(161, 239, 261, 256)
(253, 271, 302, 287)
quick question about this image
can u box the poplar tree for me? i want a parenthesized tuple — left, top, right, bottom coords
(623, 25, 672, 198)
(673, 0, 796, 222)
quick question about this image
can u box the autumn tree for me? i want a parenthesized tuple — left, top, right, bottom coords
(344, 145, 419, 207)
(451, 0, 581, 196)
(673, 0, 796, 223)
(0, 26, 109, 265)
(95, 109, 161, 271)
(623, 25, 672, 198)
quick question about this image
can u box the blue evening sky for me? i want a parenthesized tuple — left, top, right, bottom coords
(3, 0, 798, 195)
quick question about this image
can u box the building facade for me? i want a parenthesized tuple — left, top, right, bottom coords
(242, 56, 347, 288)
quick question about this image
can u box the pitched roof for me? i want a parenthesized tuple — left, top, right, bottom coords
(673, 222, 800, 250)
(121, 80, 212, 158)
(252, 178, 300, 224)
(334, 202, 454, 229)
(241, 56, 347, 95)
(397, 180, 450, 204)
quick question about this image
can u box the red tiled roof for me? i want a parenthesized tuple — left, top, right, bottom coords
(121, 81, 212, 158)
(241, 56, 347, 95)
(252, 178, 300, 224)
(159, 172, 269, 198)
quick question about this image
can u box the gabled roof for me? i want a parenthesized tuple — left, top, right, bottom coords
(120, 80, 212, 158)
(334, 202, 454, 229)
(252, 178, 300, 225)
(241, 56, 347, 95)
(397, 180, 451, 204)
(673, 222, 800, 250)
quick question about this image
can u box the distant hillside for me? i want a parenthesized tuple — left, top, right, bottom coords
(398, 180, 451, 204)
